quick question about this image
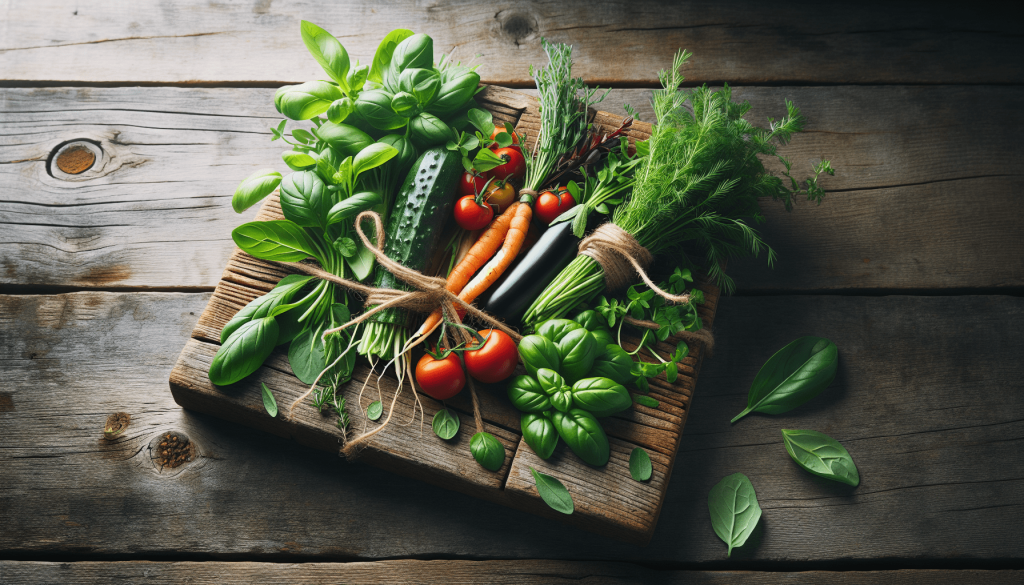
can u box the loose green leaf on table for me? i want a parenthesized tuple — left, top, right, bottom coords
(629, 447, 652, 481)
(261, 382, 279, 417)
(635, 395, 659, 409)
(732, 336, 839, 423)
(470, 432, 505, 472)
(232, 169, 281, 213)
(431, 408, 460, 440)
(781, 429, 860, 486)
(708, 473, 762, 557)
(367, 400, 383, 421)
(530, 467, 574, 515)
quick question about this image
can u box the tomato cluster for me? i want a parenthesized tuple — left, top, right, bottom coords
(415, 329, 518, 400)
(453, 134, 527, 231)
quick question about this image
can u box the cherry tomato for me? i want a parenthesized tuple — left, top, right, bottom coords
(464, 330, 518, 383)
(415, 352, 466, 400)
(490, 127, 521, 152)
(484, 180, 517, 214)
(490, 147, 527, 183)
(454, 195, 494, 231)
(535, 189, 576, 226)
(458, 170, 489, 197)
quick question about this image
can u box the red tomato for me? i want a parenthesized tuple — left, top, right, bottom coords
(484, 180, 517, 214)
(464, 330, 518, 383)
(415, 352, 466, 400)
(458, 170, 489, 197)
(490, 147, 527, 183)
(535, 190, 576, 226)
(454, 195, 494, 230)
(490, 127, 521, 152)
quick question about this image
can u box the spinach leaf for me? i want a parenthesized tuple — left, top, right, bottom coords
(288, 326, 327, 385)
(781, 429, 860, 487)
(232, 169, 281, 213)
(280, 170, 330, 229)
(300, 21, 350, 88)
(261, 382, 279, 417)
(629, 447, 652, 481)
(530, 467, 574, 515)
(732, 337, 839, 423)
(431, 408, 460, 440)
(571, 377, 631, 417)
(518, 335, 560, 378)
(507, 375, 550, 413)
(708, 473, 762, 557)
(555, 328, 597, 384)
(272, 286, 319, 345)
(552, 408, 609, 467)
(327, 192, 383, 225)
(521, 413, 558, 459)
(221, 274, 312, 343)
(232, 220, 321, 263)
(470, 432, 504, 472)
(209, 317, 279, 386)
(535, 319, 582, 344)
(367, 400, 383, 421)
(589, 344, 634, 386)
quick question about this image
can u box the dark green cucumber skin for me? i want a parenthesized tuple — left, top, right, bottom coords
(369, 147, 461, 326)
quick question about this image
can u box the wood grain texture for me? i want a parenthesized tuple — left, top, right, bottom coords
(2, 1, 1021, 85)
(3, 85, 1022, 291)
(2, 292, 1022, 561)
(1, 562, 1021, 585)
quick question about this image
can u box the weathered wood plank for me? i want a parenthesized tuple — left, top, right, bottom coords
(3, 85, 1022, 291)
(2, 1, 1020, 85)
(1, 561, 1021, 585)
(2, 292, 1022, 560)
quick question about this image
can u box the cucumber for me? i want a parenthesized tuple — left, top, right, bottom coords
(368, 146, 461, 326)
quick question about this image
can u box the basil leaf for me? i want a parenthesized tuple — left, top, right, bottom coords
(555, 328, 598, 384)
(466, 108, 494, 136)
(389, 33, 433, 76)
(288, 327, 327, 385)
(352, 143, 398, 177)
(390, 91, 420, 117)
(300, 21, 350, 87)
(367, 400, 383, 421)
(507, 375, 550, 413)
(209, 317, 279, 386)
(535, 368, 565, 395)
(521, 413, 558, 459)
(333, 236, 357, 258)
(232, 220, 321, 263)
(346, 64, 369, 93)
(590, 344, 634, 386)
(470, 432, 504, 472)
(431, 408, 460, 440)
(530, 467, 573, 515)
(327, 97, 355, 124)
(261, 382, 279, 417)
(426, 69, 480, 118)
(399, 68, 441, 105)
(708, 473, 762, 557)
(732, 337, 839, 423)
(572, 310, 602, 331)
(552, 408, 609, 467)
(518, 335, 560, 378)
(590, 328, 614, 348)
(408, 113, 453, 149)
(356, 89, 407, 131)
(629, 447, 652, 481)
(571, 377, 631, 417)
(221, 274, 313, 343)
(327, 192, 383, 225)
(282, 150, 317, 171)
(274, 81, 344, 120)
(635, 395, 659, 409)
(232, 169, 281, 213)
(280, 171, 330, 229)
(781, 429, 860, 486)
(316, 123, 375, 157)
(369, 29, 414, 84)
(535, 318, 582, 344)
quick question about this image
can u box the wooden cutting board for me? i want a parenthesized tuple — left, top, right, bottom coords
(168, 86, 720, 544)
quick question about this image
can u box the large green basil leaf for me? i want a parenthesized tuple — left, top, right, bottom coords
(327, 97, 355, 124)
(369, 29, 414, 84)
(535, 319, 582, 344)
(408, 113, 453, 149)
(326, 192, 383, 225)
(399, 68, 441, 105)
(274, 81, 344, 120)
(530, 467, 574, 515)
(316, 123, 375, 157)
(507, 375, 550, 413)
(280, 171, 329, 229)
(427, 69, 481, 118)
(281, 150, 317, 171)
(389, 33, 433, 75)
(390, 91, 420, 117)
(521, 413, 558, 460)
(232, 220, 321, 263)
(518, 335, 560, 378)
(571, 377, 631, 417)
(552, 408, 609, 467)
(208, 317, 279, 386)
(555, 328, 598, 384)
(590, 328, 614, 348)
(781, 429, 860, 487)
(536, 369, 571, 412)
(470, 431, 505, 472)
(221, 274, 313, 343)
(732, 336, 839, 423)
(356, 89, 407, 131)
(232, 169, 281, 213)
(288, 326, 327, 385)
(590, 344, 634, 386)
(300, 21, 350, 87)
(346, 64, 369, 94)
(708, 473, 762, 557)
(352, 142, 398, 177)
(572, 310, 602, 331)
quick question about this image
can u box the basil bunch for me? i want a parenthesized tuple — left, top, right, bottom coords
(510, 319, 633, 466)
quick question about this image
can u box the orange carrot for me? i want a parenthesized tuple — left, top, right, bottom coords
(418, 202, 520, 335)
(453, 201, 533, 305)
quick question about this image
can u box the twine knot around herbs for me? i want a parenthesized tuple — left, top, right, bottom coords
(578, 222, 716, 356)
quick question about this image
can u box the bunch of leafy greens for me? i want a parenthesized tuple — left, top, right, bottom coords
(524, 49, 834, 325)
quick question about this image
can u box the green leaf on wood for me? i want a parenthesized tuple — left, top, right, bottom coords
(432, 408, 460, 440)
(261, 382, 279, 417)
(629, 447, 652, 481)
(732, 336, 839, 423)
(232, 169, 281, 213)
(530, 467, 574, 514)
(367, 401, 383, 421)
(635, 395, 660, 408)
(781, 429, 860, 486)
(470, 432, 504, 472)
(708, 472, 762, 557)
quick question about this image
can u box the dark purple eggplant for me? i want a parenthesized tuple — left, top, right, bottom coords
(483, 221, 580, 325)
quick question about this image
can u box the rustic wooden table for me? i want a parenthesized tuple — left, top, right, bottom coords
(2, 2, 1022, 583)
